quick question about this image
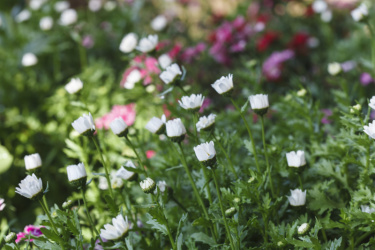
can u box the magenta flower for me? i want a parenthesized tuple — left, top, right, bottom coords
(360, 72, 374, 86)
(146, 150, 156, 159)
(321, 109, 333, 124)
(95, 104, 136, 130)
(199, 98, 212, 113)
(15, 225, 45, 243)
(262, 49, 294, 81)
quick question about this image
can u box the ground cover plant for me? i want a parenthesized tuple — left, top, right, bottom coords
(1, 0, 375, 249)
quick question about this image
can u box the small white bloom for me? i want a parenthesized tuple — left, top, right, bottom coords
(59, 9, 77, 26)
(194, 141, 216, 162)
(72, 113, 96, 135)
(212, 74, 234, 95)
(178, 94, 205, 111)
(137, 35, 158, 53)
(88, 0, 102, 12)
(110, 117, 128, 136)
(286, 150, 306, 168)
(151, 15, 168, 31)
(327, 62, 341, 75)
(67, 163, 87, 182)
(361, 205, 375, 214)
(116, 161, 137, 181)
(159, 63, 182, 84)
(65, 78, 83, 94)
(39, 16, 54, 31)
(15, 10, 31, 23)
(351, 3, 368, 22)
(288, 189, 306, 206)
(298, 223, 310, 235)
(321, 10, 332, 23)
(166, 118, 186, 138)
(104, 1, 116, 11)
(22, 53, 38, 67)
(100, 214, 129, 240)
(158, 54, 172, 69)
(145, 115, 166, 134)
(140, 177, 156, 193)
(364, 120, 375, 139)
(30, 0, 47, 10)
(369, 96, 375, 110)
(54, 1, 70, 12)
(119, 33, 138, 53)
(4, 232, 16, 243)
(24, 153, 42, 170)
(196, 114, 216, 132)
(154, 180, 167, 194)
(312, 0, 327, 13)
(249, 94, 269, 110)
(15, 174, 43, 199)
(0, 198, 6, 211)
(123, 69, 142, 89)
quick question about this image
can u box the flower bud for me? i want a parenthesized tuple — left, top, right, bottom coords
(110, 117, 128, 137)
(249, 94, 269, 116)
(225, 207, 236, 217)
(4, 232, 16, 243)
(67, 163, 87, 189)
(212, 74, 234, 96)
(62, 200, 74, 210)
(297, 222, 310, 235)
(140, 178, 156, 194)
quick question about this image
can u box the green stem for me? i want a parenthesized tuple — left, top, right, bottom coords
(192, 113, 199, 144)
(78, 44, 87, 71)
(171, 196, 188, 212)
(14, 243, 20, 250)
(260, 116, 275, 198)
(211, 169, 235, 250)
(91, 136, 114, 198)
(125, 136, 148, 177)
(230, 98, 260, 173)
(200, 163, 213, 205)
(298, 175, 303, 190)
(213, 134, 238, 179)
(120, 188, 137, 227)
(165, 215, 176, 250)
(82, 189, 104, 246)
(355, 230, 373, 246)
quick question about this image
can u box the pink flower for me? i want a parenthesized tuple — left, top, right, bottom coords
(321, 109, 333, 124)
(262, 49, 294, 81)
(16, 225, 45, 243)
(360, 72, 374, 86)
(199, 98, 212, 113)
(146, 150, 156, 159)
(180, 43, 206, 63)
(95, 104, 136, 130)
(82, 35, 94, 49)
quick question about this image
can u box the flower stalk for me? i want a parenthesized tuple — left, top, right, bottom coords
(260, 115, 275, 197)
(125, 136, 148, 177)
(212, 134, 238, 179)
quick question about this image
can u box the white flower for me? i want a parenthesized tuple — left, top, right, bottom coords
(104, 1, 116, 11)
(212, 74, 234, 95)
(160, 63, 182, 84)
(67, 163, 87, 182)
(140, 177, 156, 193)
(327, 62, 341, 76)
(298, 223, 310, 235)
(249, 94, 269, 112)
(351, 3, 368, 22)
(88, 0, 102, 12)
(361, 205, 375, 214)
(166, 118, 186, 138)
(116, 161, 137, 181)
(194, 141, 216, 162)
(15, 174, 43, 199)
(158, 54, 172, 69)
(288, 189, 306, 206)
(99, 171, 123, 190)
(59, 9, 77, 26)
(151, 15, 168, 31)
(154, 180, 167, 194)
(24, 153, 42, 170)
(72, 113, 96, 135)
(22, 53, 38, 67)
(54, 1, 70, 12)
(369, 96, 375, 110)
(364, 120, 375, 139)
(30, 0, 47, 10)
(145, 115, 166, 134)
(65, 78, 83, 94)
(119, 33, 138, 53)
(15, 10, 31, 23)
(312, 0, 327, 13)
(196, 114, 216, 132)
(178, 94, 205, 111)
(39, 16, 53, 31)
(286, 150, 306, 168)
(0, 198, 6, 211)
(110, 117, 128, 136)
(100, 214, 129, 240)
(123, 69, 142, 89)
(137, 35, 158, 53)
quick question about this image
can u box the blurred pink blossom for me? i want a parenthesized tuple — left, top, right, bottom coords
(16, 225, 45, 243)
(146, 150, 156, 159)
(360, 72, 374, 86)
(199, 98, 212, 113)
(262, 49, 294, 81)
(180, 43, 206, 63)
(96, 104, 136, 130)
(321, 109, 333, 124)
(82, 35, 94, 49)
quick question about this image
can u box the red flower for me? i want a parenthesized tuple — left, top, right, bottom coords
(256, 31, 279, 52)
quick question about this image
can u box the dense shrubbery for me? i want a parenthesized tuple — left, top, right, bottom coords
(1, 0, 375, 249)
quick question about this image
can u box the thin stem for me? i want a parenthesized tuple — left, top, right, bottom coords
(298, 175, 303, 190)
(125, 136, 148, 177)
(14, 243, 21, 250)
(192, 113, 199, 144)
(171, 196, 188, 212)
(78, 44, 87, 70)
(165, 214, 176, 250)
(120, 188, 137, 227)
(213, 134, 238, 179)
(81, 189, 104, 245)
(91, 136, 114, 198)
(260, 116, 275, 198)
(200, 163, 213, 205)
(355, 230, 373, 246)
(230, 98, 260, 172)
(211, 169, 235, 250)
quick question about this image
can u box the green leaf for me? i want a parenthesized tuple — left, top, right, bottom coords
(190, 232, 215, 246)
(123, 165, 143, 174)
(326, 237, 342, 250)
(40, 228, 61, 242)
(192, 217, 211, 228)
(240, 99, 249, 114)
(145, 211, 168, 236)
(33, 240, 62, 250)
(66, 219, 79, 236)
(0, 145, 13, 173)
(286, 238, 315, 248)
(104, 194, 118, 214)
(176, 213, 188, 245)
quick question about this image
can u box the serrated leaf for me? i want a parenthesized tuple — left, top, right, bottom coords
(40, 228, 61, 242)
(104, 194, 118, 214)
(33, 240, 62, 250)
(145, 212, 168, 235)
(190, 232, 215, 246)
(176, 213, 188, 244)
(326, 237, 342, 250)
(67, 219, 79, 236)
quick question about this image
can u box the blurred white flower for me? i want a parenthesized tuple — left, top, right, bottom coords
(137, 35, 158, 53)
(15, 10, 31, 23)
(327, 62, 341, 75)
(100, 214, 129, 240)
(154, 180, 167, 194)
(145, 115, 166, 134)
(364, 120, 375, 139)
(30, 0, 47, 10)
(72, 113, 96, 135)
(158, 54, 172, 69)
(116, 161, 137, 181)
(0, 198, 6, 211)
(312, 0, 328, 13)
(110, 117, 128, 136)
(166, 118, 186, 141)
(65, 78, 83, 94)
(24, 153, 42, 171)
(196, 114, 216, 132)
(151, 15, 167, 31)
(194, 141, 216, 162)
(89, 0, 102, 12)
(321, 10, 332, 23)
(212, 74, 234, 95)
(22, 53, 38, 67)
(351, 3, 368, 22)
(361, 205, 375, 214)
(249, 94, 269, 115)
(54, 1, 70, 12)
(104, 1, 116, 11)
(160, 63, 182, 84)
(178, 94, 205, 111)
(119, 33, 138, 53)
(60, 9, 77, 26)
(286, 150, 306, 168)
(140, 177, 156, 193)
(287, 189, 306, 206)
(123, 69, 142, 89)
(369, 96, 375, 110)
(39, 16, 54, 31)
(99, 171, 123, 190)
(307, 37, 319, 48)
(67, 163, 87, 182)
(15, 174, 43, 199)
